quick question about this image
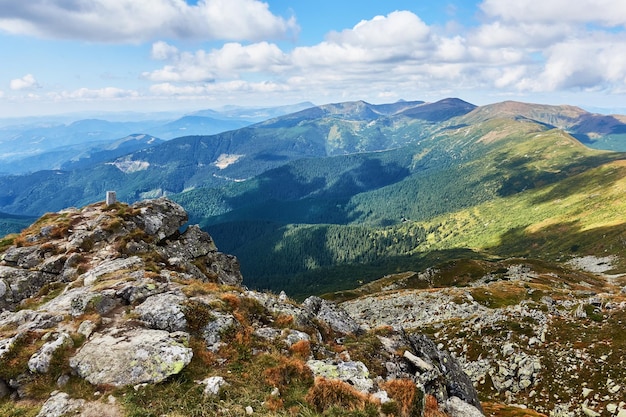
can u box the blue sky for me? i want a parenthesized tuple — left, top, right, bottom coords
(2, 0, 626, 118)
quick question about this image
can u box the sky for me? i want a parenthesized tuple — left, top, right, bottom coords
(2, 0, 626, 118)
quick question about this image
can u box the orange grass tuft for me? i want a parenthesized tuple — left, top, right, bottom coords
(424, 394, 447, 417)
(289, 340, 311, 359)
(381, 379, 419, 417)
(263, 357, 313, 389)
(305, 377, 369, 413)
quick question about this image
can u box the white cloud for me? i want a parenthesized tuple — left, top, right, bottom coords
(480, 0, 626, 26)
(142, 41, 288, 82)
(327, 11, 431, 48)
(519, 34, 626, 92)
(5, 6, 626, 114)
(0, 0, 298, 43)
(57, 87, 139, 100)
(469, 21, 574, 49)
(10, 74, 40, 90)
(151, 41, 180, 61)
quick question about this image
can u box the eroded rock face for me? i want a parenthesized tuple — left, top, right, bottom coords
(70, 327, 193, 387)
(408, 333, 483, 412)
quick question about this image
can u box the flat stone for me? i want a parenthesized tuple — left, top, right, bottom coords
(70, 327, 192, 387)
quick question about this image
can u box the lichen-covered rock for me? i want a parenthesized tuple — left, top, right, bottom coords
(133, 197, 188, 240)
(160, 225, 217, 260)
(307, 359, 373, 392)
(0, 266, 57, 310)
(28, 332, 72, 374)
(0, 309, 62, 333)
(36, 392, 85, 417)
(200, 251, 243, 286)
(69, 327, 192, 386)
(445, 396, 485, 417)
(134, 292, 187, 332)
(202, 312, 236, 352)
(303, 296, 361, 335)
(198, 376, 229, 397)
(80, 256, 143, 286)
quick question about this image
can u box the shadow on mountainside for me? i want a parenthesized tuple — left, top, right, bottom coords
(491, 220, 626, 270)
(213, 158, 411, 225)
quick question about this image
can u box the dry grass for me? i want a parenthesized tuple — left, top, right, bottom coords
(289, 340, 311, 359)
(305, 377, 369, 413)
(179, 279, 220, 296)
(221, 292, 241, 310)
(424, 394, 447, 417)
(275, 313, 295, 328)
(263, 357, 313, 390)
(380, 379, 421, 417)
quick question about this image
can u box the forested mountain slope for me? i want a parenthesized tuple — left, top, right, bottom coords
(174, 115, 626, 297)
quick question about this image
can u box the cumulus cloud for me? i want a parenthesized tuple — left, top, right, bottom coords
(0, 0, 298, 42)
(10, 74, 40, 90)
(480, 0, 626, 26)
(142, 41, 288, 82)
(137, 7, 626, 104)
(6, 4, 626, 112)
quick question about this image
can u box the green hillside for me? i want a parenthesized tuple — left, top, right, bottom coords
(174, 116, 626, 298)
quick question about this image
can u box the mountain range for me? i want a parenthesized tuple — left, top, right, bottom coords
(0, 102, 314, 175)
(0, 97, 625, 298)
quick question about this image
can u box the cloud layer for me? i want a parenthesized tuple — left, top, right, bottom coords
(2, 0, 626, 113)
(0, 0, 297, 42)
(141, 4, 626, 102)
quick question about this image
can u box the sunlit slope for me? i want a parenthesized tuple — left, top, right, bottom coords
(190, 118, 625, 295)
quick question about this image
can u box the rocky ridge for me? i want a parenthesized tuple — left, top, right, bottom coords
(0, 198, 484, 417)
(339, 260, 626, 416)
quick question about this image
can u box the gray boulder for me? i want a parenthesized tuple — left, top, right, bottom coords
(134, 292, 188, 332)
(307, 359, 373, 392)
(198, 376, 229, 397)
(303, 296, 361, 335)
(36, 392, 85, 417)
(445, 396, 485, 417)
(70, 327, 192, 386)
(0, 266, 57, 310)
(80, 256, 143, 286)
(407, 333, 483, 413)
(202, 312, 236, 352)
(132, 198, 188, 240)
(160, 225, 217, 259)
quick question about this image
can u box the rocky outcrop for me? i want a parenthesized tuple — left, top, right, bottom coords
(0, 197, 484, 416)
(0, 198, 242, 393)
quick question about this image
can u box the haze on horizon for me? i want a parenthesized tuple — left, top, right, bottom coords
(2, 0, 626, 119)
